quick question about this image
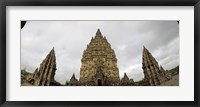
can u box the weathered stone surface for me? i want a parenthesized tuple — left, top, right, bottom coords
(27, 48, 61, 86)
(142, 46, 172, 86)
(160, 74, 179, 86)
(20, 27, 179, 86)
(120, 73, 134, 86)
(79, 29, 120, 86)
(69, 73, 78, 86)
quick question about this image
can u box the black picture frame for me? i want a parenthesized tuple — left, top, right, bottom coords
(0, 0, 199, 107)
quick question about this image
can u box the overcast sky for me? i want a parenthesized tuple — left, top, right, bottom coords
(21, 21, 179, 84)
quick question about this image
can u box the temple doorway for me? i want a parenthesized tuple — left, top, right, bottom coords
(98, 79, 102, 86)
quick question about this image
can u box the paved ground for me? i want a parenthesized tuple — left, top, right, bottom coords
(160, 74, 179, 86)
(21, 74, 179, 86)
(21, 81, 33, 86)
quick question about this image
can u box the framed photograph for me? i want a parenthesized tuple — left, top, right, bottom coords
(0, 0, 199, 107)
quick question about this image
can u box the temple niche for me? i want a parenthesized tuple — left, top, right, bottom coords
(142, 46, 172, 86)
(26, 48, 61, 86)
(79, 29, 120, 86)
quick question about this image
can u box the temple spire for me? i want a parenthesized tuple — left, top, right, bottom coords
(121, 72, 132, 86)
(95, 28, 103, 38)
(28, 47, 58, 86)
(143, 45, 148, 53)
(79, 29, 120, 86)
(71, 73, 76, 79)
(123, 72, 129, 79)
(97, 28, 101, 34)
(142, 46, 147, 54)
(142, 47, 161, 86)
(69, 73, 78, 86)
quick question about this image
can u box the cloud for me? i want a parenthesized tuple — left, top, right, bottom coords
(21, 21, 179, 84)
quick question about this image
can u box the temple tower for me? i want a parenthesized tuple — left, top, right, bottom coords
(28, 47, 58, 86)
(142, 46, 161, 86)
(69, 73, 78, 86)
(121, 73, 130, 86)
(142, 46, 172, 86)
(79, 29, 120, 86)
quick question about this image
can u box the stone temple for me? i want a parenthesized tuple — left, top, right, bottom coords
(79, 29, 120, 86)
(23, 29, 176, 86)
(26, 48, 60, 86)
(142, 46, 172, 86)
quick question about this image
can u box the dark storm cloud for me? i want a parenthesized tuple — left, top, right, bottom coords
(21, 21, 179, 84)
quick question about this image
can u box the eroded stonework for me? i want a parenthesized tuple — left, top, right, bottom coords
(69, 73, 78, 86)
(142, 46, 172, 86)
(79, 29, 120, 86)
(27, 48, 60, 86)
(22, 29, 177, 86)
(120, 73, 134, 86)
